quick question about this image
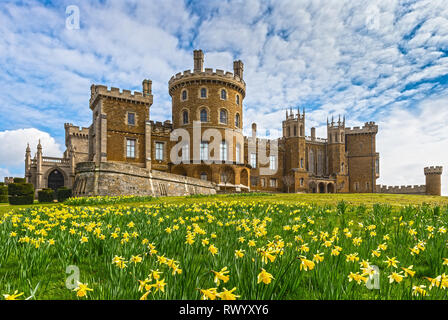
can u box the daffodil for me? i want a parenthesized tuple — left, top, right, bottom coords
(216, 287, 239, 300)
(257, 268, 274, 285)
(73, 282, 93, 298)
(212, 267, 230, 285)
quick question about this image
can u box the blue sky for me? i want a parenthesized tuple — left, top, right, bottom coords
(0, 0, 447, 195)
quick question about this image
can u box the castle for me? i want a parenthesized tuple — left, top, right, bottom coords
(24, 50, 443, 197)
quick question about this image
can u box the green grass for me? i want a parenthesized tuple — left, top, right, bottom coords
(0, 193, 448, 300)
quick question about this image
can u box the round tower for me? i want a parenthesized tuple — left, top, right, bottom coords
(424, 166, 443, 196)
(167, 50, 249, 189)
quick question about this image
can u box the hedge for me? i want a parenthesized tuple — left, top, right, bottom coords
(13, 177, 26, 184)
(57, 187, 72, 203)
(0, 185, 8, 203)
(8, 183, 34, 205)
(38, 188, 55, 203)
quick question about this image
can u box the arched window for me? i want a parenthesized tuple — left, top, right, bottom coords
(235, 113, 240, 128)
(200, 88, 207, 98)
(341, 163, 344, 173)
(220, 109, 228, 124)
(287, 127, 290, 137)
(300, 125, 304, 136)
(182, 110, 188, 124)
(293, 125, 297, 136)
(236, 95, 240, 105)
(200, 109, 208, 122)
(200, 172, 208, 181)
(221, 89, 227, 100)
(181, 89, 187, 101)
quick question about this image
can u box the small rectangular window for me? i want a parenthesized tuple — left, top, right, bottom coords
(250, 153, 257, 168)
(270, 178, 277, 188)
(126, 139, 136, 158)
(200, 142, 208, 161)
(155, 142, 164, 161)
(128, 112, 135, 125)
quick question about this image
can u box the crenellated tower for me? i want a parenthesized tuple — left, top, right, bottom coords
(424, 166, 443, 196)
(282, 108, 307, 192)
(327, 115, 347, 176)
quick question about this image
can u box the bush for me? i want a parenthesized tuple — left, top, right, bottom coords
(57, 187, 72, 203)
(8, 183, 34, 205)
(0, 185, 8, 203)
(13, 177, 26, 184)
(38, 188, 55, 203)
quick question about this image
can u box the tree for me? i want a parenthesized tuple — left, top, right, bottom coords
(282, 175, 295, 193)
(220, 168, 234, 192)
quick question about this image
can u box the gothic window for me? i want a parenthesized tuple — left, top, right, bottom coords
(235, 113, 240, 128)
(220, 109, 228, 124)
(236, 94, 240, 105)
(200, 109, 208, 122)
(309, 149, 315, 174)
(200, 87, 207, 98)
(294, 125, 297, 136)
(269, 178, 277, 188)
(221, 89, 227, 100)
(300, 158, 304, 168)
(341, 162, 345, 173)
(182, 110, 188, 124)
(181, 89, 188, 101)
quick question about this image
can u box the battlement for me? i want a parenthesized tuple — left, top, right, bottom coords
(305, 136, 328, 143)
(90, 84, 153, 107)
(345, 122, 378, 135)
(168, 68, 246, 89)
(64, 123, 90, 138)
(4, 177, 14, 185)
(150, 120, 173, 134)
(424, 166, 443, 175)
(376, 184, 426, 195)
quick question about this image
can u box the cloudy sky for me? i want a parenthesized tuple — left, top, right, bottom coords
(0, 0, 447, 195)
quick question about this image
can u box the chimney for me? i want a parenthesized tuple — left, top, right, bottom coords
(233, 60, 244, 79)
(194, 50, 204, 72)
(142, 79, 152, 97)
(252, 123, 257, 139)
(311, 127, 316, 141)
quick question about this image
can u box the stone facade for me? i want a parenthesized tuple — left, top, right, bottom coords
(24, 49, 444, 197)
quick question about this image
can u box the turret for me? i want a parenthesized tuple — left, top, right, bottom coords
(194, 49, 204, 73)
(233, 60, 244, 80)
(424, 166, 443, 196)
(25, 143, 31, 183)
(142, 79, 152, 97)
(282, 107, 305, 138)
(327, 115, 347, 176)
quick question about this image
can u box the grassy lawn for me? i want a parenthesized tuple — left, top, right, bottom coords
(1, 193, 447, 216)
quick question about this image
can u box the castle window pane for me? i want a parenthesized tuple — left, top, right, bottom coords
(182, 90, 187, 100)
(126, 139, 136, 158)
(183, 111, 188, 124)
(128, 113, 135, 125)
(200, 142, 208, 161)
(236, 95, 240, 105)
(250, 153, 257, 168)
(200, 109, 208, 122)
(236, 144, 241, 163)
(155, 142, 164, 160)
(294, 126, 297, 136)
(221, 89, 227, 100)
(200, 172, 208, 181)
(269, 178, 277, 188)
(220, 141, 227, 161)
(182, 143, 189, 162)
(201, 88, 207, 98)
(220, 109, 227, 124)
(235, 113, 240, 128)
(270, 155, 277, 170)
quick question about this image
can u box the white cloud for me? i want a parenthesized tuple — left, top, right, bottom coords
(376, 96, 448, 196)
(0, 128, 64, 169)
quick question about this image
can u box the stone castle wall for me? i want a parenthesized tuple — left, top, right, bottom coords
(376, 184, 426, 195)
(73, 161, 217, 197)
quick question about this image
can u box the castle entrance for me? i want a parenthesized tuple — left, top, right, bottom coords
(48, 169, 64, 191)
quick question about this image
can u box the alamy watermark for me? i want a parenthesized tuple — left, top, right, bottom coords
(66, 5, 80, 30)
